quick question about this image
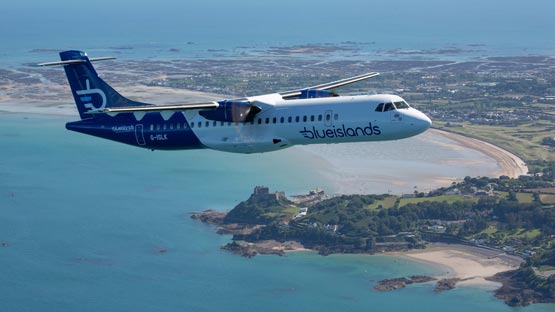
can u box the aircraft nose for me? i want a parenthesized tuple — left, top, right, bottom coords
(421, 113, 432, 128)
(410, 109, 432, 133)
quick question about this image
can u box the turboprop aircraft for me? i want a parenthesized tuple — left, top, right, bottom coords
(39, 50, 431, 153)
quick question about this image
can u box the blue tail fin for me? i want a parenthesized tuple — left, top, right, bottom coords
(60, 50, 151, 119)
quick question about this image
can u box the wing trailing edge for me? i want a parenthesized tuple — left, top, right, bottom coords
(102, 102, 219, 113)
(280, 72, 379, 99)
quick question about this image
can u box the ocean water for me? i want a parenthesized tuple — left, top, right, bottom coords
(1, 0, 555, 66)
(302, 131, 501, 194)
(0, 114, 553, 311)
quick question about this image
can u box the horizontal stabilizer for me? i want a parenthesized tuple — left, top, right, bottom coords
(38, 57, 116, 67)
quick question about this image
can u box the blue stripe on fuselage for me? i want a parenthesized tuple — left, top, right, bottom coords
(65, 112, 203, 150)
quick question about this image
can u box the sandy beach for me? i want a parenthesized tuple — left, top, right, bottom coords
(400, 244, 523, 287)
(431, 129, 528, 179)
(299, 127, 528, 194)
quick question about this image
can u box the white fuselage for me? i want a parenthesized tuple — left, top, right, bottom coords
(186, 93, 431, 153)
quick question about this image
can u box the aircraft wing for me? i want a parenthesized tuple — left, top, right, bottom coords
(102, 100, 260, 124)
(99, 72, 378, 113)
(279, 72, 379, 99)
(102, 102, 219, 113)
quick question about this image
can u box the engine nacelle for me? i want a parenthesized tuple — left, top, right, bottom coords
(300, 89, 338, 99)
(199, 100, 261, 123)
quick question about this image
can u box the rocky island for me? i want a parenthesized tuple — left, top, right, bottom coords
(373, 276, 437, 291)
(192, 180, 555, 306)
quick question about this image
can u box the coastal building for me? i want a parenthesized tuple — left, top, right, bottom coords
(445, 188, 461, 195)
(290, 188, 327, 205)
(502, 246, 515, 252)
(252, 186, 286, 201)
(430, 225, 446, 233)
(294, 207, 308, 219)
(324, 224, 338, 232)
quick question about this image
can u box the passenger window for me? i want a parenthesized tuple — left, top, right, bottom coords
(303, 116, 307, 122)
(334, 114, 338, 120)
(213, 121, 217, 127)
(177, 123, 181, 129)
(258, 118, 262, 124)
(280, 117, 284, 123)
(325, 114, 330, 121)
(310, 115, 315, 122)
(288, 116, 292, 123)
(156, 124, 160, 130)
(205, 121, 209, 127)
(190, 122, 194, 128)
(163, 124, 167, 130)
(170, 123, 174, 130)
(150, 124, 154, 131)
(198, 122, 202, 128)
(272, 117, 276, 124)
(376, 103, 384, 112)
(296, 116, 300, 122)
(318, 115, 322, 121)
(265, 118, 269, 124)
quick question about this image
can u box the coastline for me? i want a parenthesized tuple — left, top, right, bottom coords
(393, 244, 523, 287)
(193, 209, 524, 288)
(199, 205, 525, 291)
(299, 128, 528, 195)
(430, 128, 528, 179)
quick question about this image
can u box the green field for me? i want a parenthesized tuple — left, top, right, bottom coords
(366, 196, 398, 210)
(480, 226, 498, 235)
(398, 195, 474, 207)
(540, 194, 555, 204)
(262, 205, 302, 219)
(516, 192, 535, 204)
(365, 194, 474, 210)
(366, 192, 548, 211)
(511, 229, 542, 240)
(434, 121, 555, 162)
(477, 227, 541, 241)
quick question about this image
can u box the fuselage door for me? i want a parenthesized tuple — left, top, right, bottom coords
(391, 111, 403, 122)
(325, 110, 333, 127)
(135, 124, 146, 146)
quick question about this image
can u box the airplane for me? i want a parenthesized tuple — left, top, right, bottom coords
(39, 50, 432, 154)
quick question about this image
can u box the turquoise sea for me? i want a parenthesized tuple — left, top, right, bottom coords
(1, 0, 555, 66)
(0, 116, 552, 312)
(2, 0, 555, 310)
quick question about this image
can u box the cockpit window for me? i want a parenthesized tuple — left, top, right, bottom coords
(384, 102, 396, 111)
(394, 101, 410, 109)
(375, 103, 384, 112)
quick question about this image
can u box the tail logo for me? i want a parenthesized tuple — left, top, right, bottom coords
(76, 79, 107, 111)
